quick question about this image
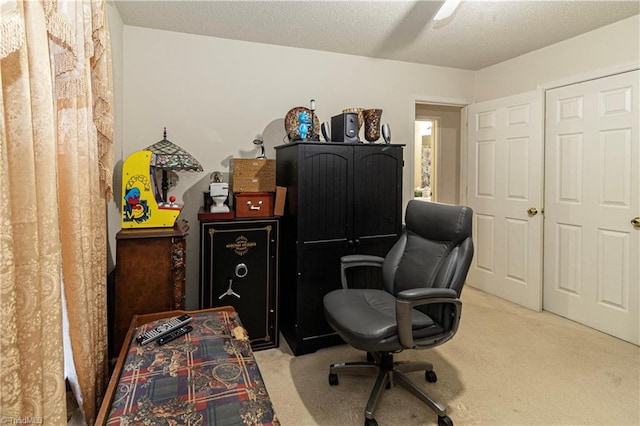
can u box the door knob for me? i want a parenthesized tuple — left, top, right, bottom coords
(527, 207, 538, 216)
(632, 217, 640, 227)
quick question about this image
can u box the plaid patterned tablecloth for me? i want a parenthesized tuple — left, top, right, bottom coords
(106, 311, 279, 425)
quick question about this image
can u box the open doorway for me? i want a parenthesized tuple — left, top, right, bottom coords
(413, 103, 464, 205)
(414, 119, 437, 201)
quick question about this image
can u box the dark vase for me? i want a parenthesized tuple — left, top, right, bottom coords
(363, 109, 383, 142)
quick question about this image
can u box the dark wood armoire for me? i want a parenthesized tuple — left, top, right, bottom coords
(275, 141, 404, 355)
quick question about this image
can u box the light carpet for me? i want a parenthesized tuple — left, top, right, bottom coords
(253, 287, 640, 426)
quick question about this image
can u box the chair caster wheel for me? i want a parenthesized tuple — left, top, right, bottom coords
(438, 415, 453, 426)
(365, 418, 378, 426)
(426, 370, 438, 383)
(329, 373, 339, 386)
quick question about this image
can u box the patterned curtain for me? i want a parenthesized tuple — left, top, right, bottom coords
(0, 0, 113, 424)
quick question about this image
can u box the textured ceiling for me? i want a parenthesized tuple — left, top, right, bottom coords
(113, 0, 640, 71)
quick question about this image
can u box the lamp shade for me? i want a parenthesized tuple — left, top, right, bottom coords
(145, 128, 203, 204)
(146, 128, 203, 172)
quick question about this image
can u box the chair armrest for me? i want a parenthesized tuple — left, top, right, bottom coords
(395, 288, 461, 350)
(397, 288, 457, 300)
(340, 254, 384, 289)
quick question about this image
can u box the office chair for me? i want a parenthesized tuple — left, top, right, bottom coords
(323, 200, 474, 426)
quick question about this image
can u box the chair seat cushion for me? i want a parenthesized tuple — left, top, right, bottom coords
(323, 289, 440, 352)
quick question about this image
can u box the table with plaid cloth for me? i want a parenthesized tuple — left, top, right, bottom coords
(102, 309, 279, 425)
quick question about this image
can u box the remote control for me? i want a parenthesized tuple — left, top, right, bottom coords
(136, 314, 192, 345)
(157, 325, 193, 345)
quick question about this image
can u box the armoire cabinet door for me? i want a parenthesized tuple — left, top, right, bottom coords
(353, 145, 403, 251)
(296, 245, 347, 342)
(298, 144, 352, 244)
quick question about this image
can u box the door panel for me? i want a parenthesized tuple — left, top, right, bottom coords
(544, 70, 639, 344)
(298, 145, 352, 243)
(466, 91, 543, 310)
(353, 146, 403, 243)
(297, 245, 346, 339)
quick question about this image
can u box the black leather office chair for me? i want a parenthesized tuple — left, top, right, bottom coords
(323, 200, 474, 426)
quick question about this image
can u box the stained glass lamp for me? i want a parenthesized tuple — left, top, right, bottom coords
(146, 128, 203, 204)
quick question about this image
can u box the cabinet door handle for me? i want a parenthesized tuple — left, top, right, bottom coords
(247, 200, 263, 210)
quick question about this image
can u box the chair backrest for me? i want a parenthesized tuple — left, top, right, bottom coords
(382, 200, 474, 298)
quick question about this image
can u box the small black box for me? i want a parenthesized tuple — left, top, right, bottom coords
(331, 113, 359, 142)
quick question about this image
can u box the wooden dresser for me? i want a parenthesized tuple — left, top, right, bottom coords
(112, 223, 187, 356)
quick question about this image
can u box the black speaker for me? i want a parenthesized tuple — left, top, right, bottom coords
(331, 113, 359, 143)
(321, 122, 331, 142)
(382, 123, 391, 144)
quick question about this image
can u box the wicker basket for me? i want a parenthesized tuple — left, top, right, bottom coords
(230, 158, 276, 193)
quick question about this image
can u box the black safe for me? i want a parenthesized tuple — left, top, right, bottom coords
(199, 217, 279, 350)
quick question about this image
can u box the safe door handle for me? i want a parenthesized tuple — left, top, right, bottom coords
(219, 278, 240, 300)
(247, 200, 263, 210)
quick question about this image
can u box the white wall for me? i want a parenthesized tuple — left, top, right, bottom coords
(475, 15, 640, 101)
(112, 25, 474, 309)
(106, 12, 640, 311)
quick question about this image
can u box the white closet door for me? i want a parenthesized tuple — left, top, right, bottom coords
(544, 70, 639, 345)
(466, 91, 543, 311)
